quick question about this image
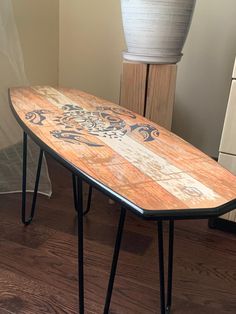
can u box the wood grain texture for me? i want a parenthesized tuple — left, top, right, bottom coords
(145, 64, 177, 130)
(120, 61, 147, 115)
(9, 86, 236, 216)
(0, 157, 235, 313)
(120, 62, 176, 131)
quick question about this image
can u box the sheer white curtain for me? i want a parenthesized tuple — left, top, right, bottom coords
(0, 0, 51, 195)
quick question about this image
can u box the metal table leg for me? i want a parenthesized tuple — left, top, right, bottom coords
(103, 207, 126, 314)
(22, 131, 92, 226)
(157, 220, 174, 314)
(166, 220, 174, 313)
(72, 173, 93, 215)
(157, 221, 166, 314)
(103, 215, 174, 314)
(22, 132, 85, 312)
(77, 176, 84, 313)
(72, 173, 78, 211)
(22, 132, 43, 225)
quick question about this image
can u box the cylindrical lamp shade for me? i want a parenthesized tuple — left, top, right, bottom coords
(121, 0, 196, 64)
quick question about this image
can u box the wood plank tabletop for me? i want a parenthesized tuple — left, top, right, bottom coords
(9, 86, 236, 218)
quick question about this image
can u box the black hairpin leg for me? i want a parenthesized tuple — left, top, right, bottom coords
(77, 176, 84, 313)
(22, 132, 43, 225)
(157, 220, 174, 314)
(72, 173, 77, 212)
(166, 220, 174, 313)
(83, 184, 93, 215)
(103, 207, 126, 314)
(72, 173, 93, 215)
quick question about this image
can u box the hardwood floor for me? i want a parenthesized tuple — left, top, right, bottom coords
(0, 156, 235, 313)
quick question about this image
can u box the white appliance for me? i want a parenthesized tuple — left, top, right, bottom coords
(218, 57, 236, 224)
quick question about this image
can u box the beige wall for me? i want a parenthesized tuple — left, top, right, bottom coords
(12, 0, 59, 85)
(59, 0, 125, 103)
(173, 0, 236, 157)
(58, 1, 236, 156)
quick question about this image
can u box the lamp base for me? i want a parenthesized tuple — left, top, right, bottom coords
(122, 51, 182, 65)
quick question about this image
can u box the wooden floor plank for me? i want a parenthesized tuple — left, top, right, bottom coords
(0, 156, 235, 313)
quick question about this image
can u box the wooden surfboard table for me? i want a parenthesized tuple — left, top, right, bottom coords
(9, 86, 236, 314)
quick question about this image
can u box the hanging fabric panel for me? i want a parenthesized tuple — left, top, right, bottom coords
(0, 0, 52, 195)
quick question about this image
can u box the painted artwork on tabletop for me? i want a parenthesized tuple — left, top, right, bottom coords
(25, 104, 160, 147)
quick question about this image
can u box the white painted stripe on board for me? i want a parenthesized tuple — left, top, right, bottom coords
(102, 136, 219, 205)
(32, 86, 72, 108)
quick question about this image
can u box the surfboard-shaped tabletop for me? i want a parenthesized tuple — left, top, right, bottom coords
(9, 86, 236, 218)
